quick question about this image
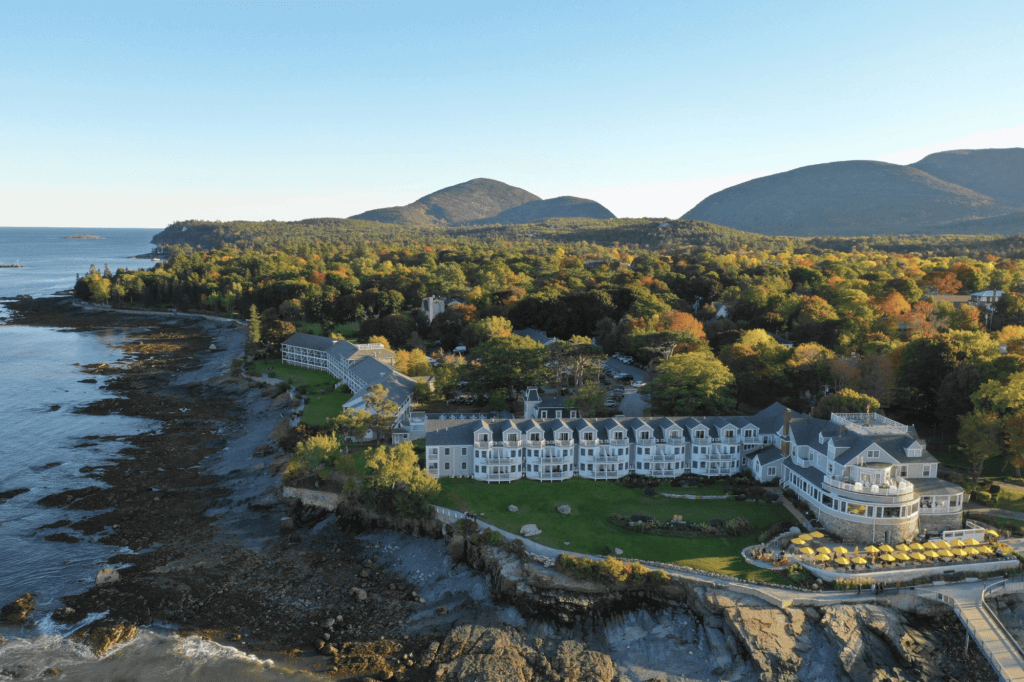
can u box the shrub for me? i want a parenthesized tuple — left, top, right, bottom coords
(975, 491, 993, 505)
(555, 554, 669, 586)
(725, 517, 754, 536)
(643, 486, 657, 497)
(989, 484, 1002, 496)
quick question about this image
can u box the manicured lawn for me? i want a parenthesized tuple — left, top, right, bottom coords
(993, 487, 1024, 514)
(433, 477, 795, 582)
(248, 359, 351, 426)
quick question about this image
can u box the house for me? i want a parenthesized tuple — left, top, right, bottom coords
(513, 328, 557, 346)
(281, 332, 424, 427)
(423, 402, 965, 544)
(969, 290, 1004, 309)
(421, 296, 467, 323)
(522, 386, 578, 420)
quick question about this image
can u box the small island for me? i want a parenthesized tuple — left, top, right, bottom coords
(63, 234, 104, 240)
(0, 264, 24, 268)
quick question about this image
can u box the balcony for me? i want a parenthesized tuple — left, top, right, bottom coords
(609, 438, 629, 446)
(719, 436, 740, 445)
(691, 437, 711, 446)
(824, 476, 914, 496)
(484, 456, 517, 465)
(478, 472, 518, 482)
(642, 454, 679, 463)
(635, 438, 655, 446)
(474, 440, 492, 448)
(582, 454, 628, 464)
(530, 455, 572, 463)
(663, 437, 685, 445)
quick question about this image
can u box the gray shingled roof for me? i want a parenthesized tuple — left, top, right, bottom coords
(283, 332, 343, 353)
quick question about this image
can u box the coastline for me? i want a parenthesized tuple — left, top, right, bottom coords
(0, 299, 429, 677)
(0, 298, 1009, 682)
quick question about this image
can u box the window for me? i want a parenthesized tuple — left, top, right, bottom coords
(444, 462, 450, 470)
(444, 448, 450, 456)
(923, 465, 931, 476)
(461, 462, 466, 470)
(866, 449, 880, 459)
(461, 448, 467, 455)
(768, 467, 776, 476)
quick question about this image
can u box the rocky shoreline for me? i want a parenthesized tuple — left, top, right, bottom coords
(0, 297, 1008, 681)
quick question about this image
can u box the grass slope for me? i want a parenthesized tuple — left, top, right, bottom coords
(250, 359, 352, 426)
(434, 477, 794, 582)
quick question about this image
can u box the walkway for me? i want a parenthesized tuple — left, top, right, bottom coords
(918, 577, 1024, 682)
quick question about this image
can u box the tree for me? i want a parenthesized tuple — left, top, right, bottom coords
(286, 434, 346, 480)
(958, 411, 1002, 481)
(1004, 412, 1024, 478)
(428, 262, 468, 297)
(364, 384, 400, 444)
(645, 352, 735, 416)
(811, 388, 880, 419)
(971, 372, 1024, 416)
(566, 381, 607, 418)
(246, 304, 261, 356)
(468, 335, 546, 412)
(467, 316, 513, 346)
(326, 409, 374, 453)
(362, 441, 440, 517)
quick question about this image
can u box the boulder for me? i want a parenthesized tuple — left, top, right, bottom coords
(350, 587, 367, 601)
(614, 548, 624, 556)
(508, 505, 519, 512)
(520, 524, 542, 537)
(209, 343, 217, 351)
(1, 593, 36, 624)
(557, 504, 572, 515)
(95, 569, 119, 587)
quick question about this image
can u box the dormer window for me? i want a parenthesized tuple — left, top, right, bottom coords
(906, 446, 922, 458)
(866, 449, 880, 459)
(507, 433, 518, 443)
(670, 430, 680, 438)
(529, 433, 540, 442)
(725, 430, 734, 438)
(478, 434, 489, 442)
(640, 431, 650, 439)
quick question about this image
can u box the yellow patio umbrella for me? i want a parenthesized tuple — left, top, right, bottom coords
(965, 538, 981, 546)
(800, 546, 816, 555)
(936, 540, 951, 549)
(923, 542, 938, 550)
(980, 546, 995, 554)
(909, 542, 925, 551)
(966, 547, 981, 556)
(987, 529, 1000, 537)
(799, 534, 815, 541)
(813, 552, 831, 562)
(952, 539, 966, 547)
(950, 548, 966, 557)
(925, 550, 940, 559)
(910, 552, 928, 561)
(791, 537, 807, 546)
(880, 544, 895, 553)
(895, 543, 911, 552)
(818, 546, 833, 553)
(938, 549, 954, 557)
(851, 556, 868, 564)
(865, 545, 881, 553)
(834, 546, 849, 554)
(880, 553, 896, 562)
(834, 556, 851, 566)
(810, 531, 825, 539)
(894, 552, 911, 561)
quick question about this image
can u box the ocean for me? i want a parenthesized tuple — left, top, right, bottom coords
(0, 228, 317, 679)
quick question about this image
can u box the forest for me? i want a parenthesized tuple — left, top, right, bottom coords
(75, 218, 1024, 482)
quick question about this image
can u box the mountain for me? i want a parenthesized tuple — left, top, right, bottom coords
(910, 148, 1024, 208)
(350, 178, 615, 226)
(683, 148, 1024, 236)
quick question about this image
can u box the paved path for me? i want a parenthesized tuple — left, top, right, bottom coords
(918, 579, 1024, 682)
(779, 497, 811, 528)
(618, 387, 648, 417)
(970, 505, 1024, 522)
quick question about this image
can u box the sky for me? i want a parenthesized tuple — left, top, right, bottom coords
(2, 1, 1024, 228)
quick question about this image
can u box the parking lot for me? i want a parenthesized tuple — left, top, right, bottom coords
(601, 355, 649, 416)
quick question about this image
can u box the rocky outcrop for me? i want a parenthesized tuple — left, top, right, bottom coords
(74, 623, 140, 656)
(1, 593, 36, 624)
(433, 625, 618, 682)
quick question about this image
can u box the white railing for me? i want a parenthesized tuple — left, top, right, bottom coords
(824, 476, 914, 496)
(830, 413, 908, 435)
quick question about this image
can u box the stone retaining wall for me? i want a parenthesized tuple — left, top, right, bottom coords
(817, 507, 918, 545)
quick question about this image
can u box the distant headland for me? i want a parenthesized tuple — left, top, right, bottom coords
(0, 263, 24, 268)
(62, 234, 103, 240)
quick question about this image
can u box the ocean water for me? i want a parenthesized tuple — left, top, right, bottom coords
(0, 228, 312, 679)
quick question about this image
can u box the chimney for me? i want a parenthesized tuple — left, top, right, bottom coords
(781, 408, 792, 456)
(839, 424, 846, 435)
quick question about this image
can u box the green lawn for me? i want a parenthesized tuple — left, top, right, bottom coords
(993, 487, 1024, 513)
(433, 477, 794, 582)
(248, 359, 352, 426)
(295, 321, 361, 338)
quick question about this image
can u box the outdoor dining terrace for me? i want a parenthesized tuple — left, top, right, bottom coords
(784, 530, 1008, 573)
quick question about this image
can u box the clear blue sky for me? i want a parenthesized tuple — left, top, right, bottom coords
(3, 1, 1023, 227)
